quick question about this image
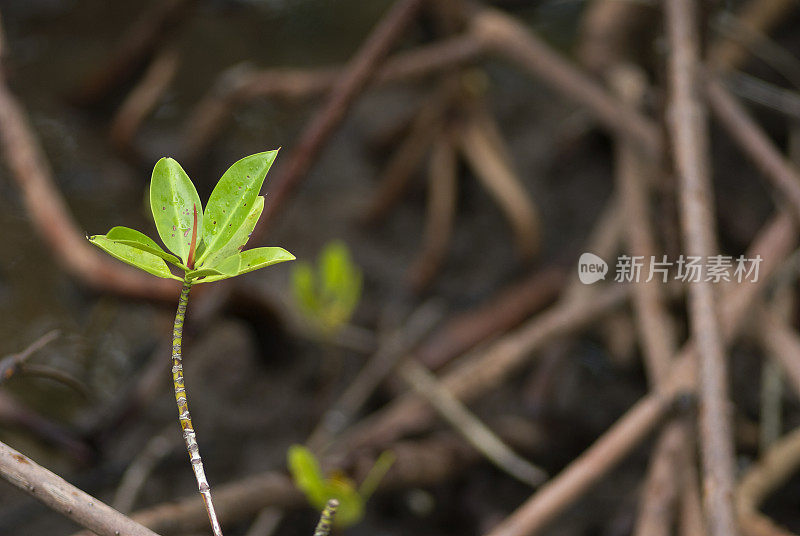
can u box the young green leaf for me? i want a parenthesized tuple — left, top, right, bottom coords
(105, 226, 186, 268)
(237, 247, 295, 275)
(89, 236, 181, 280)
(192, 247, 293, 283)
(291, 262, 318, 318)
(186, 254, 241, 281)
(149, 157, 203, 264)
(200, 196, 264, 268)
(198, 150, 278, 264)
(287, 445, 328, 506)
(323, 477, 364, 527)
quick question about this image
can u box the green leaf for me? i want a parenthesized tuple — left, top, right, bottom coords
(198, 150, 278, 265)
(237, 247, 295, 275)
(105, 226, 186, 269)
(287, 445, 328, 506)
(191, 246, 293, 283)
(149, 157, 203, 264)
(89, 236, 181, 280)
(200, 196, 264, 268)
(186, 254, 241, 281)
(323, 477, 364, 527)
(291, 262, 318, 318)
(358, 450, 395, 500)
(319, 241, 362, 329)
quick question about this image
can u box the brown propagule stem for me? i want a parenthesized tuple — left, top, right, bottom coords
(171, 206, 223, 535)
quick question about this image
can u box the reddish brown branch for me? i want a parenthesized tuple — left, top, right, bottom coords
(252, 0, 427, 239)
(110, 45, 180, 154)
(182, 34, 485, 160)
(469, 6, 662, 157)
(0, 68, 178, 301)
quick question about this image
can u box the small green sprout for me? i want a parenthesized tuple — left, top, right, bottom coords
(89, 151, 294, 536)
(288, 444, 395, 528)
(89, 151, 294, 282)
(291, 241, 362, 336)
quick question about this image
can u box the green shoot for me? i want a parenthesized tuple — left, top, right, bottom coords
(88, 151, 294, 536)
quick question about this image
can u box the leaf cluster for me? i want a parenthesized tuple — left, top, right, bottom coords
(89, 152, 294, 283)
(287, 444, 394, 528)
(291, 241, 362, 334)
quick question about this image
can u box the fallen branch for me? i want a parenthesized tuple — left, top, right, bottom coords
(399, 359, 547, 487)
(0, 440, 161, 536)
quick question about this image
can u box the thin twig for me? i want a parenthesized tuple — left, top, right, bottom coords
(758, 310, 800, 398)
(706, 77, 800, 222)
(244, 507, 283, 536)
(407, 127, 458, 291)
(110, 45, 180, 154)
(253, 0, 427, 238)
(666, 0, 739, 532)
(0, 439, 162, 536)
(458, 104, 541, 260)
(113, 426, 179, 513)
(707, 0, 799, 73)
(341, 282, 629, 452)
(632, 421, 685, 536)
(307, 300, 445, 451)
(609, 64, 684, 536)
(611, 64, 676, 386)
(400, 359, 547, 487)
(416, 267, 564, 371)
(0, 330, 60, 384)
(470, 6, 662, 157)
(362, 89, 448, 223)
(182, 34, 485, 160)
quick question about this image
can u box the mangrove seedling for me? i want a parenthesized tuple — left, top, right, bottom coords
(292, 240, 362, 337)
(288, 444, 394, 528)
(89, 151, 294, 536)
